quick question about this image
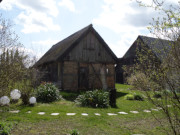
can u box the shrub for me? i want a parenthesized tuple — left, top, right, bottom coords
(134, 94, 144, 101)
(125, 94, 144, 101)
(0, 121, 13, 135)
(75, 90, 109, 108)
(36, 82, 61, 103)
(153, 92, 162, 98)
(70, 129, 80, 135)
(12, 81, 34, 105)
(124, 94, 134, 100)
(126, 72, 161, 91)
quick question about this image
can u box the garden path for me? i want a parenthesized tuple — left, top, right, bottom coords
(7, 106, 168, 116)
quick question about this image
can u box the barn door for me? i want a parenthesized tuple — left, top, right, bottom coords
(79, 67, 88, 89)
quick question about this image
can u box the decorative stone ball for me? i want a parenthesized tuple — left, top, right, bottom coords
(29, 97, 36, 104)
(10, 89, 21, 100)
(0, 96, 10, 106)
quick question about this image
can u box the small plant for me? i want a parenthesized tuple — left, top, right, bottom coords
(75, 90, 109, 108)
(134, 94, 144, 101)
(153, 92, 162, 98)
(125, 94, 144, 101)
(0, 121, 13, 135)
(124, 94, 134, 100)
(70, 129, 80, 135)
(12, 81, 34, 105)
(36, 82, 62, 103)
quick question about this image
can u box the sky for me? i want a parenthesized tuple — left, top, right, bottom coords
(0, 0, 179, 59)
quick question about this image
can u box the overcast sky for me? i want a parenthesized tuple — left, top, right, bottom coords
(0, 0, 179, 59)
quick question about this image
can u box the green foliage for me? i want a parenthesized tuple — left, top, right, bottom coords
(12, 80, 34, 105)
(0, 49, 29, 97)
(126, 72, 151, 91)
(60, 91, 81, 101)
(0, 122, 13, 135)
(75, 90, 109, 108)
(125, 1, 180, 134)
(0, 84, 170, 135)
(124, 94, 134, 100)
(153, 92, 162, 98)
(125, 94, 144, 101)
(134, 94, 144, 101)
(36, 82, 61, 103)
(70, 129, 80, 135)
(173, 93, 180, 100)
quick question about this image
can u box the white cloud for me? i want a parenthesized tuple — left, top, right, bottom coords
(16, 11, 60, 33)
(32, 39, 59, 46)
(0, 0, 60, 33)
(0, 0, 15, 10)
(93, 0, 153, 33)
(58, 0, 76, 12)
(93, 0, 156, 57)
(0, 25, 3, 30)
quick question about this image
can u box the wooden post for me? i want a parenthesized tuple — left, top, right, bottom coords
(78, 62, 80, 89)
(61, 61, 64, 90)
(58, 62, 60, 80)
(109, 88, 116, 107)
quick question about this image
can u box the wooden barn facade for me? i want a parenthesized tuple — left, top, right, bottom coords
(116, 35, 172, 84)
(34, 24, 118, 91)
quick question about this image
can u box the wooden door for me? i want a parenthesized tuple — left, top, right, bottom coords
(79, 67, 88, 89)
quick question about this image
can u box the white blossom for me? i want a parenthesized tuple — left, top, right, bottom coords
(0, 96, 10, 105)
(10, 89, 21, 100)
(29, 97, 36, 104)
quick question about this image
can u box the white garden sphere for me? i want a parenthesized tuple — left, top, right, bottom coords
(29, 97, 36, 104)
(0, 96, 10, 106)
(10, 89, 21, 100)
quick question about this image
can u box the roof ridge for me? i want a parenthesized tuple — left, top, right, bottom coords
(33, 24, 93, 67)
(53, 24, 93, 47)
(138, 35, 171, 42)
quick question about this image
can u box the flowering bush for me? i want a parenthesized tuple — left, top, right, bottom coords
(36, 82, 61, 103)
(75, 90, 109, 108)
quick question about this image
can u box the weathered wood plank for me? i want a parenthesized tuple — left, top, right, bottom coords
(67, 31, 115, 63)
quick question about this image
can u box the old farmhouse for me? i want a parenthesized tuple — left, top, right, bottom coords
(34, 24, 118, 91)
(116, 35, 172, 84)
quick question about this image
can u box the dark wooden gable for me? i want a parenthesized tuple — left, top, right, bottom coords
(34, 24, 117, 67)
(123, 35, 172, 62)
(64, 29, 116, 63)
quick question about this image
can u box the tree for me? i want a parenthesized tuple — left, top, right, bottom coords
(126, 1, 180, 135)
(0, 15, 36, 100)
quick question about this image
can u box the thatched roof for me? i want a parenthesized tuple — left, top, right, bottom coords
(123, 35, 173, 61)
(34, 24, 117, 67)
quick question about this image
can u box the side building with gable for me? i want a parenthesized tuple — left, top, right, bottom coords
(116, 35, 172, 84)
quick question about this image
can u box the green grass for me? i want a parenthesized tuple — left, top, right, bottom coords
(0, 84, 169, 135)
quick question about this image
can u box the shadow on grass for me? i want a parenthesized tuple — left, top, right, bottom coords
(60, 90, 128, 102)
(116, 91, 128, 99)
(60, 91, 82, 101)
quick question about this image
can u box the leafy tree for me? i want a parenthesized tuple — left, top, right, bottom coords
(126, 1, 180, 135)
(0, 15, 36, 100)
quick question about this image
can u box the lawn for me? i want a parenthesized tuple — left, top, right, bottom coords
(0, 84, 169, 135)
